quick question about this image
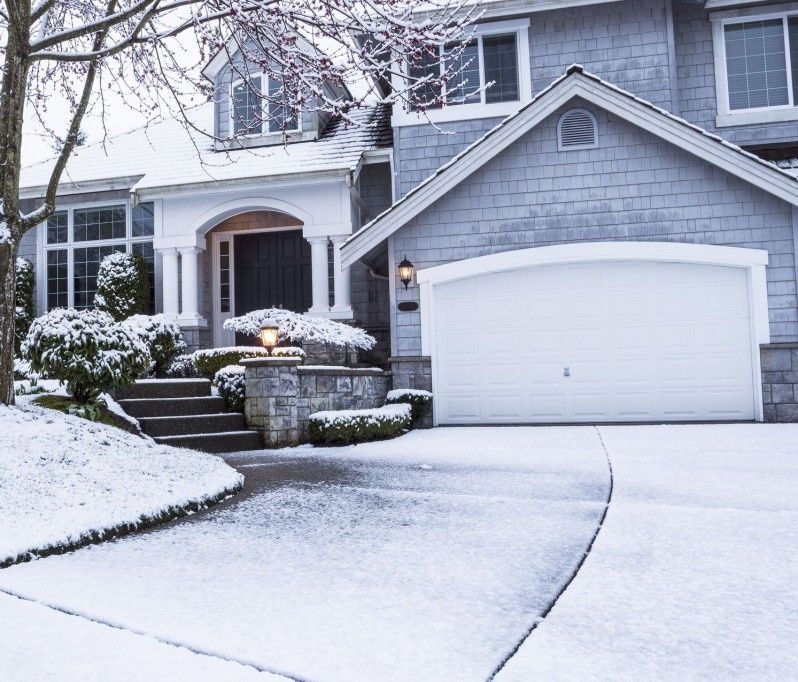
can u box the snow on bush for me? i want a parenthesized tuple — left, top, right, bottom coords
(385, 388, 434, 423)
(14, 257, 35, 354)
(214, 365, 246, 412)
(308, 403, 412, 446)
(123, 314, 186, 376)
(224, 308, 376, 351)
(22, 308, 151, 404)
(0, 400, 243, 568)
(13, 357, 36, 381)
(94, 252, 150, 321)
(192, 345, 303, 379)
(166, 353, 197, 378)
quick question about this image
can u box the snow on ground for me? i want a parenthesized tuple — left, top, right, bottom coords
(0, 398, 243, 567)
(496, 424, 798, 681)
(0, 593, 282, 681)
(0, 427, 610, 681)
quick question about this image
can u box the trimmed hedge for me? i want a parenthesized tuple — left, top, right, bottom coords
(308, 403, 412, 446)
(193, 346, 305, 379)
(385, 389, 433, 423)
(214, 365, 245, 412)
(94, 252, 150, 321)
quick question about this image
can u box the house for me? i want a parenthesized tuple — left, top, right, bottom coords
(19, 0, 798, 424)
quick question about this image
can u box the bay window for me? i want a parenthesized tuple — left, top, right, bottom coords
(43, 201, 156, 313)
(714, 10, 798, 125)
(396, 18, 531, 125)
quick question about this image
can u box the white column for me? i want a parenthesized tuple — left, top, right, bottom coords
(330, 234, 353, 317)
(178, 247, 201, 322)
(307, 236, 330, 314)
(160, 249, 179, 318)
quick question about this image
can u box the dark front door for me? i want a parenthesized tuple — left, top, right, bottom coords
(234, 231, 312, 343)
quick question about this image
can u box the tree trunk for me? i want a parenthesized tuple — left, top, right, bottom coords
(0, 242, 16, 405)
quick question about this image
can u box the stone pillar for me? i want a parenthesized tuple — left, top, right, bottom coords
(760, 343, 798, 422)
(330, 235, 353, 317)
(242, 357, 302, 447)
(178, 247, 202, 323)
(389, 355, 433, 428)
(160, 249, 180, 319)
(307, 236, 330, 314)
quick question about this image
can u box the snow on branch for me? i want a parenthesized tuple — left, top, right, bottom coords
(223, 308, 376, 350)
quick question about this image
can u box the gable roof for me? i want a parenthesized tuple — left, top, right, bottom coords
(19, 104, 391, 199)
(341, 65, 798, 268)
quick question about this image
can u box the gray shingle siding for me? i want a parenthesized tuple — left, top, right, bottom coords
(389, 102, 798, 355)
(673, 3, 798, 147)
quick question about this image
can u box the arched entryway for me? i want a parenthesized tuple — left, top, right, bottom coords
(207, 210, 311, 346)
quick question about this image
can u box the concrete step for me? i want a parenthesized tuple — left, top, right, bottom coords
(119, 396, 227, 419)
(154, 431, 263, 453)
(139, 413, 247, 438)
(116, 379, 211, 400)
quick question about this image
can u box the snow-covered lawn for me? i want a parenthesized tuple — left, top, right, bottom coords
(497, 424, 798, 680)
(0, 398, 243, 567)
(0, 427, 610, 681)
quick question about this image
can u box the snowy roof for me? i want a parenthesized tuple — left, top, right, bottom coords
(774, 158, 798, 178)
(20, 104, 392, 198)
(341, 65, 798, 268)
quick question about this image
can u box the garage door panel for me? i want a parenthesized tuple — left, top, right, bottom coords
(433, 259, 756, 424)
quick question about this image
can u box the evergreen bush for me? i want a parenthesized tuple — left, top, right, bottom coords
(14, 257, 35, 354)
(123, 314, 186, 376)
(94, 252, 150, 321)
(214, 365, 246, 412)
(308, 404, 411, 445)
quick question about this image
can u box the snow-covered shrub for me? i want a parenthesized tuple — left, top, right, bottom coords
(308, 404, 412, 446)
(22, 308, 150, 403)
(224, 308, 376, 351)
(13, 357, 35, 381)
(123, 314, 186, 376)
(214, 365, 246, 412)
(193, 346, 271, 379)
(385, 388, 433, 424)
(94, 252, 150, 321)
(272, 346, 306, 360)
(165, 354, 197, 378)
(14, 257, 35, 354)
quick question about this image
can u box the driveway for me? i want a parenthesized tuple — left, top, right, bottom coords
(1, 425, 796, 680)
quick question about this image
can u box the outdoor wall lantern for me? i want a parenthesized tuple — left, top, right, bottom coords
(259, 325, 279, 355)
(398, 256, 415, 290)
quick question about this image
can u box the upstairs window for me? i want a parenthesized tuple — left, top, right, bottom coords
(398, 18, 530, 125)
(231, 73, 300, 136)
(715, 11, 798, 125)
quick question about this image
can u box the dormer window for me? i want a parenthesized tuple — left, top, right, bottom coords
(230, 73, 300, 137)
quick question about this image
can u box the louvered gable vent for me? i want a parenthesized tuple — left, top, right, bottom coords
(557, 108, 597, 150)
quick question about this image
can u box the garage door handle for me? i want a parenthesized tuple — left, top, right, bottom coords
(563, 366, 570, 377)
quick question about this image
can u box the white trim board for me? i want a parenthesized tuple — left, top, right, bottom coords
(341, 66, 798, 269)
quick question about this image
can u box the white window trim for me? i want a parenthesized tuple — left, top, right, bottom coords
(392, 18, 531, 127)
(556, 108, 599, 151)
(711, 7, 798, 127)
(41, 199, 156, 312)
(230, 73, 302, 138)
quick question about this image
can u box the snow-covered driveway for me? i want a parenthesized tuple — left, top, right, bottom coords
(0, 427, 610, 681)
(1, 424, 796, 680)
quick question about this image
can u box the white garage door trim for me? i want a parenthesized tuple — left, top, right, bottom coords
(418, 242, 770, 424)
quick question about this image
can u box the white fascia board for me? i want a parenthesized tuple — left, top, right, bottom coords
(20, 175, 144, 200)
(341, 70, 798, 269)
(133, 168, 350, 200)
(414, 0, 624, 21)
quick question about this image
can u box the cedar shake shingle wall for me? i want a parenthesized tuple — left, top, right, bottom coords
(208, 210, 303, 234)
(388, 102, 797, 355)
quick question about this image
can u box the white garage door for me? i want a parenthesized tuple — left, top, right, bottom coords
(432, 260, 757, 423)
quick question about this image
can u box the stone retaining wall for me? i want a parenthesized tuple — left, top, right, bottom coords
(243, 358, 390, 447)
(389, 356, 433, 428)
(761, 344, 798, 423)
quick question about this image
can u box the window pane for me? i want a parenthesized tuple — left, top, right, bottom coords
(46, 249, 68, 310)
(483, 34, 519, 104)
(132, 241, 155, 314)
(232, 76, 263, 135)
(73, 244, 125, 309)
(790, 17, 798, 103)
(46, 211, 68, 244)
(132, 202, 154, 237)
(73, 205, 126, 242)
(219, 241, 231, 313)
(725, 19, 788, 110)
(267, 76, 299, 133)
(409, 48, 442, 110)
(444, 41, 480, 105)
